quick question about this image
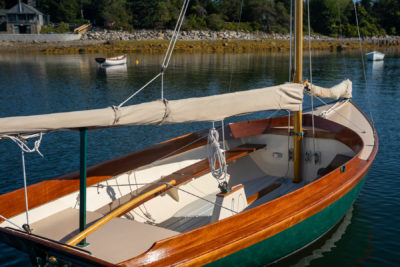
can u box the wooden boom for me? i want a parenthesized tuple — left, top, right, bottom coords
(66, 180, 177, 246)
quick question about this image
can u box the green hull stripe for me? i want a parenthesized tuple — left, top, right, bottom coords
(208, 177, 366, 266)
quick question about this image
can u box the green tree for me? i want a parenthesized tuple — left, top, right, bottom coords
(309, 0, 341, 36)
(37, 0, 82, 23)
(374, 0, 400, 35)
(130, 0, 180, 29)
(100, 0, 132, 29)
(242, 0, 289, 33)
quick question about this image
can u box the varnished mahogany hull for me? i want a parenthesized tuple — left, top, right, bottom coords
(0, 102, 378, 266)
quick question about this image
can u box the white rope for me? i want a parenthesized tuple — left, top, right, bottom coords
(21, 150, 30, 226)
(161, 0, 190, 70)
(207, 127, 227, 182)
(118, 72, 162, 108)
(159, 0, 190, 99)
(0, 133, 43, 157)
(118, 0, 190, 106)
(0, 133, 44, 228)
(313, 97, 366, 133)
(0, 215, 24, 231)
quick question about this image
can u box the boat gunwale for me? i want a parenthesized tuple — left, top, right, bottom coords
(0, 226, 115, 266)
(0, 111, 362, 223)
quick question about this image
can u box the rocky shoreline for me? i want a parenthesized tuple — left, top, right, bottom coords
(0, 29, 399, 54)
(82, 28, 400, 43)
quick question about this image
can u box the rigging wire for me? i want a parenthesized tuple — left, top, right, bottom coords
(103, 182, 239, 214)
(0, 133, 44, 231)
(353, 1, 375, 127)
(306, 0, 317, 163)
(312, 96, 365, 133)
(118, 0, 191, 107)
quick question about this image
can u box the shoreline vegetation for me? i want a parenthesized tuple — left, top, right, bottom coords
(0, 29, 399, 54)
(2, 0, 400, 55)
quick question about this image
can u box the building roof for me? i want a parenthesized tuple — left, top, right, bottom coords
(7, 3, 43, 15)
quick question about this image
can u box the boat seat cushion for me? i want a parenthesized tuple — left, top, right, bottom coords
(31, 208, 179, 264)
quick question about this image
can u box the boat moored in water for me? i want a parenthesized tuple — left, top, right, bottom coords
(95, 55, 127, 66)
(366, 51, 385, 61)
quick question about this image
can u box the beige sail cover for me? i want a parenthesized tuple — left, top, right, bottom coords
(0, 83, 304, 135)
(307, 79, 352, 99)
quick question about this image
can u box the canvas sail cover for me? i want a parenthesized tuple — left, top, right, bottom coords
(306, 79, 352, 99)
(0, 83, 305, 135)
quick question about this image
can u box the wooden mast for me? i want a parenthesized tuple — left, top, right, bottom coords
(293, 0, 303, 183)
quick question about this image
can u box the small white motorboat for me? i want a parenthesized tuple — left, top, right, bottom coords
(95, 55, 127, 66)
(366, 51, 384, 61)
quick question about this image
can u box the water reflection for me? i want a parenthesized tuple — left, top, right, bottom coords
(371, 60, 384, 76)
(98, 64, 128, 79)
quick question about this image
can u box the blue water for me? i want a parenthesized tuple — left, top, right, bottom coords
(0, 51, 399, 266)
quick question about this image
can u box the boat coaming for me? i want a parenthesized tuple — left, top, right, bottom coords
(0, 101, 377, 266)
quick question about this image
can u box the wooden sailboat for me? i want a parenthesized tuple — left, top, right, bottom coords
(0, 1, 377, 266)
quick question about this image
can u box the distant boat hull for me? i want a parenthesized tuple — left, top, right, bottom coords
(95, 55, 127, 66)
(366, 51, 384, 61)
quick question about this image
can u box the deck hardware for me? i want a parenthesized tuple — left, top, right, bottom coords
(22, 223, 31, 234)
(272, 152, 283, 159)
(218, 181, 229, 194)
(288, 149, 294, 161)
(305, 151, 312, 162)
(314, 152, 321, 164)
(290, 131, 307, 136)
(305, 151, 321, 164)
(340, 165, 346, 173)
(48, 256, 57, 263)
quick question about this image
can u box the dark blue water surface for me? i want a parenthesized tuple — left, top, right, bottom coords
(0, 50, 399, 266)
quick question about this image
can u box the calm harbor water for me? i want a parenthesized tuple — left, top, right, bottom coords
(0, 50, 399, 266)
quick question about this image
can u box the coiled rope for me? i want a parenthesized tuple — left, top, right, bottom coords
(207, 125, 227, 184)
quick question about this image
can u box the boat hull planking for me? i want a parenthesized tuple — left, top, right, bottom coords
(207, 177, 366, 266)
